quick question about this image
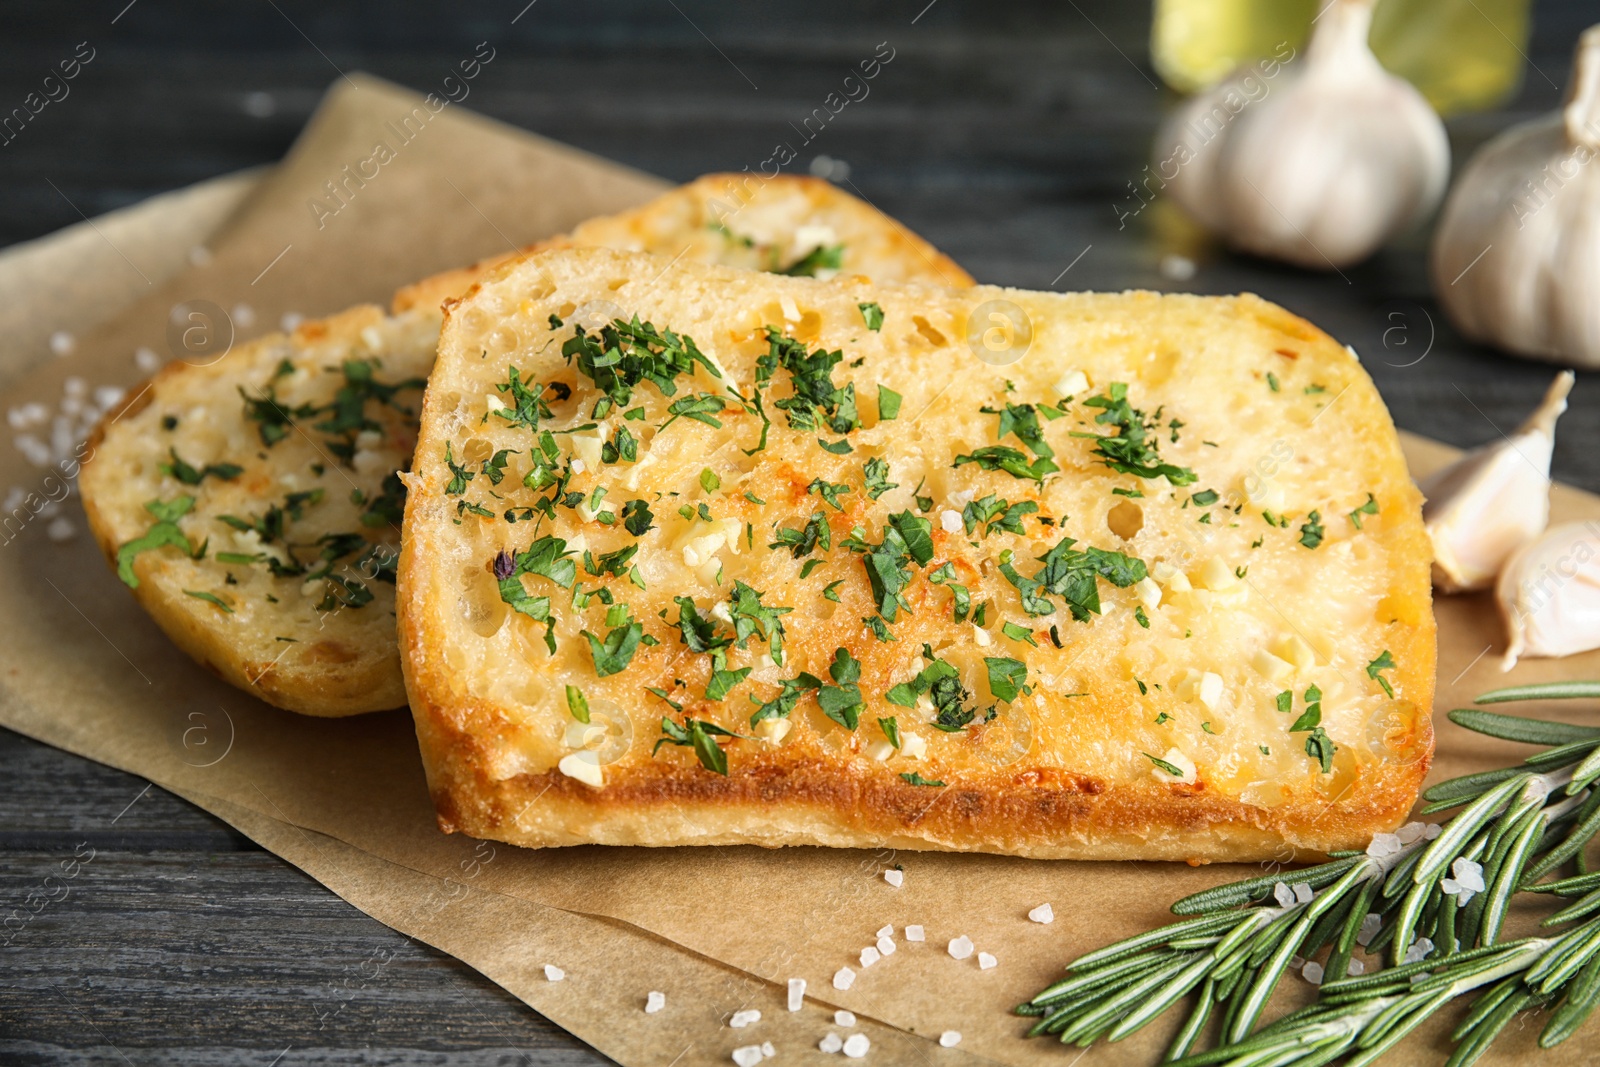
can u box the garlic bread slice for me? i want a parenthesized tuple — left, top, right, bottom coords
(400, 247, 1434, 861)
(390, 173, 973, 316)
(80, 306, 432, 716)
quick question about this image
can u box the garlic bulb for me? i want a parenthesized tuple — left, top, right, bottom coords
(1432, 26, 1600, 367)
(1497, 521, 1600, 671)
(1152, 0, 1449, 269)
(1422, 371, 1574, 592)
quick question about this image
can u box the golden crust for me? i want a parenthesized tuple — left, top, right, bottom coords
(400, 249, 1435, 861)
(390, 173, 973, 315)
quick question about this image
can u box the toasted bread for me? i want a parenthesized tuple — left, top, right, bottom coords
(79, 306, 432, 715)
(398, 248, 1435, 861)
(81, 177, 972, 716)
(390, 173, 973, 316)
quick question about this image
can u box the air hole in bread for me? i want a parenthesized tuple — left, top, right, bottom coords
(1107, 501, 1144, 540)
(912, 315, 946, 346)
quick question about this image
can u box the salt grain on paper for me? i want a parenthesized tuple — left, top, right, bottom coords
(788, 977, 805, 1011)
(49, 331, 75, 357)
(543, 964, 565, 981)
(833, 967, 856, 991)
(820, 1032, 844, 1053)
(905, 925, 925, 942)
(761, 1044, 775, 1059)
(883, 869, 904, 888)
(948, 935, 974, 960)
(860, 946, 881, 968)
(842, 1034, 870, 1059)
(645, 991, 666, 1014)
(1028, 903, 1054, 924)
(835, 1010, 856, 1027)
(876, 924, 893, 939)
(46, 517, 75, 542)
(977, 952, 997, 970)
(1349, 959, 1365, 976)
(732, 1045, 764, 1067)
(939, 1031, 961, 1048)
(730, 1009, 762, 1028)
(877, 936, 895, 957)
(135, 346, 162, 372)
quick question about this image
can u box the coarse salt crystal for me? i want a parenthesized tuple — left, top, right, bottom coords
(1028, 903, 1054, 924)
(232, 303, 256, 328)
(876, 924, 893, 939)
(1404, 938, 1435, 965)
(1452, 857, 1486, 893)
(730, 1009, 761, 1028)
(46, 517, 75, 542)
(835, 1010, 856, 1027)
(939, 509, 962, 533)
(820, 1032, 844, 1053)
(842, 1034, 870, 1059)
(978, 952, 997, 970)
(645, 991, 666, 1013)
(877, 936, 895, 956)
(732, 1045, 763, 1067)
(1273, 882, 1295, 907)
(1349, 959, 1365, 976)
(281, 311, 305, 332)
(135, 346, 161, 372)
(905, 925, 924, 942)
(1425, 822, 1443, 839)
(761, 1044, 775, 1059)
(883, 869, 904, 888)
(833, 967, 855, 990)
(1293, 882, 1313, 905)
(1396, 821, 1425, 844)
(860, 946, 881, 967)
(1302, 962, 1324, 985)
(939, 1031, 961, 1047)
(948, 935, 974, 960)
(787, 977, 805, 1011)
(1357, 913, 1382, 947)
(1366, 832, 1401, 858)
(49, 331, 75, 357)
(544, 964, 565, 981)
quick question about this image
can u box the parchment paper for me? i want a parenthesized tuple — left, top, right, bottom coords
(3, 74, 1597, 1066)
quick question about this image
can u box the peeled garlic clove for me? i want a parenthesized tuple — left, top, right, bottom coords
(1152, 0, 1448, 269)
(1432, 26, 1600, 367)
(1422, 371, 1574, 592)
(1497, 521, 1600, 670)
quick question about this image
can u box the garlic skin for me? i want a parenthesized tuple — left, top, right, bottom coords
(1432, 26, 1600, 367)
(1153, 0, 1448, 269)
(1497, 521, 1600, 671)
(1422, 371, 1574, 592)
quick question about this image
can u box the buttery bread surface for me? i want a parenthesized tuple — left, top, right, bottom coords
(400, 248, 1435, 860)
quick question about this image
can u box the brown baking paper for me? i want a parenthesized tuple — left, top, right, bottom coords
(4, 74, 1599, 1065)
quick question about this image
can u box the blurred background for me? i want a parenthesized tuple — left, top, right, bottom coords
(0, 2, 1594, 1063)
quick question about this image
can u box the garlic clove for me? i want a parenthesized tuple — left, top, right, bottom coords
(1152, 0, 1448, 270)
(1497, 521, 1600, 670)
(1432, 26, 1600, 367)
(1422, 371, 1574, 592)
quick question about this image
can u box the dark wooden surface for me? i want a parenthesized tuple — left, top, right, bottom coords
(1, 1, 1596, 1063)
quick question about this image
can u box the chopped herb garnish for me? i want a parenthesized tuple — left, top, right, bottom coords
(779, 243, 844, 277)
(699, 468, 721, 493)
(769, 511, 832, 559)
(817, 437, 853, 455)
(1349, 493, 1379, 530)
(583, 618, 644, 677)
(858, 302, 885, 331)
(562, 317, 723, 409)
(654, 717, 738, 775)
(1304, 727, 1336, 773)
(183, 589, 233, 612)
(1144, 752, 1185, 777)
(1001, 620, 1037, 647)
(1267, 372, 1281, 392)
(161, 448, 242, 486)
(900, 771, 945, 787)
(1074, 383, 1197, 484)
(952, 445, 1058, 483)
(877, 385, 901, 420)
(887, 644, 978, 733)
(808, 478, 853, 510)
(565, 685, 590, 723)
(927, 561, 970, 623)
(1190, 489, 1219, 507)
(815, 647, 864, 730)
(115, 497, 196, 587)
(760, 327, 859, 435)
(985, 656, 1028, 702)
(962, 494, 1038, 538)
(1134, 605, 1150, 628)
(1367, 650, 1396, 697)
(982, 402, 1055, 460)
(1276, 690, 1293, 714)
(1299, 511, 1325, 549)
(621, 499, 655, 537)
(822, 580, 845, 602)
(862, 456, 898, 500)
(999, 533, 1147, 622)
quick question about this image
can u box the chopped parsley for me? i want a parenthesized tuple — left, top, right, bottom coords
(862, 456, 898, 500)
(1367, 650, 1396, 698)
(779, 243, 844, 277)
(984, 656, 1028, 702)
(583, 617, 644, 677)
(491, 365, 554, 433)
(565, 685, 590, 723)
(1349, 493, 1379, 530)
(1304, 728, 1336, 773)
(760, 327, 859, 435)
(983, 402, 1055, 460)
(808, 478, 853, 510)
(115, 496, 197, 587)
(1074, 383, 1196, 484)
(769, 511, 832, 559)
(900, 771, 945, 787)
(952, 445, 1057, 484)
(879, 716, 901, 748)
(858, 302, 885, 331)
(183, 589, 233, 613)
(886, 644, 980, 733)
(1144, 752, 1185, 777)
(816, 647, 864, 730)
(962, 494, 1038, 538)
(1190, 489, 1219, 507)
(1298, 511, 1325, 549)
(161, 448, 242, 485)
(999, 534, 1147, 622)
(699, 468, 721, 493)
(877, 385, 901, 420)
(654, 717, 738, 775)
(927, 561, 970, 623)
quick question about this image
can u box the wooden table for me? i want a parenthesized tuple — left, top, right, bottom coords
(1, 1, 1594, 1062)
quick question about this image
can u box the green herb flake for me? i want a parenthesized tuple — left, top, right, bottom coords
(900, 771, 945, 787)
(1367, 650, 1397, 698)
(1298, 511, 1325, 549)
(858, 302, 885, 331)
(183, 589, 233, 613)
(1349, 493, 1379, 530)
(565, 685, 591, 723)
(1144, 752, 1185, 777)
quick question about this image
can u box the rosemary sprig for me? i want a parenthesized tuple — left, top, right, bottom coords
(1018, 680, 1600, 1063)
